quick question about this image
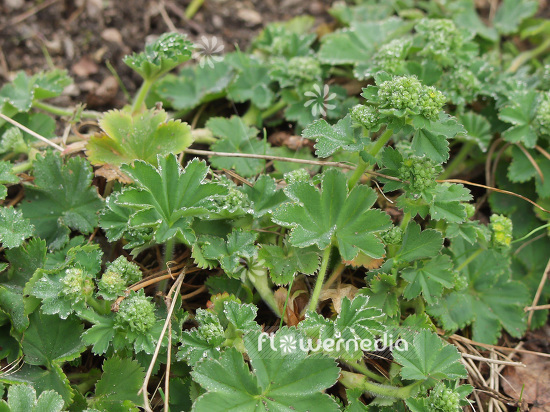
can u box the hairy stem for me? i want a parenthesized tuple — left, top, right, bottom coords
(340, 371, 421, 399)
(132, 78, 154, 114)
(241, 104, 261, 126)
(86, 296, 111, 316)
(348, 128, 393, 189)
(308, 246, 332, 312)
(185, 0, 205, 18)
(261, 99, 286, 120)
(400, 212, 412, 230)
(248, 268, 282, 317)
(439, 141, 475, 180)
(508, 37, 550, 73)
(456, 247, 484, 272)
(345, 361, 386, 384)
(158, 237, 176, 292)
(33, 101, 101, 119)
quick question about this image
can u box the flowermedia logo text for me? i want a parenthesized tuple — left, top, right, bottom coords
(257, 332, 409, 355)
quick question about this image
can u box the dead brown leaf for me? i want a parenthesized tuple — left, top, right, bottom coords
(95, 164, 133, 184)
(342, 252, 384, 269)
(319, 284, 358, 314)
(502, 353, 550, 411)
(274, 279, 309, 326)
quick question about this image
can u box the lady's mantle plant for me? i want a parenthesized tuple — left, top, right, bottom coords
(0, 2, 549, 410)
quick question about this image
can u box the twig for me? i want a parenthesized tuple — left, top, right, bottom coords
(158, 0, 179, 32)
(439, 179, 550, 214)
(0, 113, 64, 151)
(461, 353, 525, 367)
(181, 285, 207, 300)
(139, 270, 186, 411)
(525, 303, 550, 311)
(449, 333, 550, 359)
(527, 257, 550, 327)
(184, 148, 404, 182)
(516, 143, 544, 184)
(1, 0, 61, 29)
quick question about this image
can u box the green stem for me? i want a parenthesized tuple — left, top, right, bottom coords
(191, 128, 217, 145)
(322, 262, 345, 290)
(86, 297, 111, 316)
(511, 222, 550, 244)
(33, 101, 101, 119)
(370, 128, 394, 157)
(11, 161, 33, 174)
(508, 37, 550, 73)
(347, 128, 393, 189)
(248, 269, 282, 317)
(400, 212, 412, 230)
(340, 371, 421, 399)
(279, 277, 294, 328)
(131, 78, 154, 114)
(308, 246, 332, 312)
(456, 247, 483, 272)
(346, 361, 386, 384)
(159, 237, 176, 292)
(347, 158, 368, 189)
(261, 99, 286, 120)
(439, 141, 475, 180)
(241, 104, 261, 126)
(185, 0, 205, 19)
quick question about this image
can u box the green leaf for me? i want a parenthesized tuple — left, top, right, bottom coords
(22, 311, 85, 367)
(396, 223, 443, 262)
(81, 315, 116, 355)
(90, 357, 144, 411)
(411, 128, 449, 163)
(259, 243, 320, 285)
(19, 151, 103, 249)
(192, 345, 340, 411)
(0, 364, 72, 405)
(0, 72, 33, 111)
(208, 116, 269, 177)
(428, 241, 530, 344)
(458, 111, 492, 151)
(155, 61, 233, 111)
(0, 207, 34, 249)
(499, 91, 539, 148)
(508, 145, 538, 182)
(393, 329, 466, 381)
(86, 108, 192, 167)
(318, 19, 409, 67)
(401, 255, 455, 305)
(0, 70, 71, 112)
(494, 0, 538, 34)
(201, 229, 258, 277)
(239, 175, 287, 217)
(361, 274, 400, 318)
(273, 168, 391, 260)
(2, 384, 64, 412)
(430, 183, 472, 223)
(302, 115, 366, 158)
(0, 239, 47, 333)
(299, 295, 385, 360)
(0, 161, 19, 200)
(205, 276, 253, 303)
(226, 53, 274, 109)
(116, 155, 227, 245)
(123, 33, 193, 80)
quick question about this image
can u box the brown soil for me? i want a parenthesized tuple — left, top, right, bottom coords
(0, 0, 333, 110)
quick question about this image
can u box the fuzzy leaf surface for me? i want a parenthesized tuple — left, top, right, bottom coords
(115, 155, 227, 245)
(273, 168, 391, 260)
(87, 108, 192, 167)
